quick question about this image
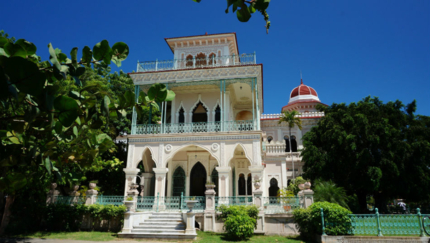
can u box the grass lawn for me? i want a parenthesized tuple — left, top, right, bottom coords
(2, 231, 308, 242)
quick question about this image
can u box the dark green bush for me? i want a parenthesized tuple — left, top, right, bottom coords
(217, 205, 259, 240)
(293, 202, 352, 240)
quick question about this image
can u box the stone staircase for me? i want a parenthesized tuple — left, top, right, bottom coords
(121, 212, 196, 239)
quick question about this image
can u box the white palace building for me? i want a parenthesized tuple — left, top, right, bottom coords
(120, 33, 325, 237)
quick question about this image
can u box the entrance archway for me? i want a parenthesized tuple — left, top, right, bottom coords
(269, 178, 279, 197)
(172, 166, 185, 196)
(190, 162, 207, 196)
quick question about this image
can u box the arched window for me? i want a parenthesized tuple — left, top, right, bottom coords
(208, 53, 216, 65)
(269, 178, 279, 197)
(178, 107, 185, 123)
(238, 174, 246, 195)
(291, 135, 298, 152)
(186, 55, 193, 67)
(267, 136, 273, 144)
(172, 167, 185, 196)
(284, 135, 290, 152)
(195, 53, 207, 67)
(192, 102, 208, 123)
(247, 173, 252, 196)
(211, 168, 219, 196)
(190, 162, 207, 196)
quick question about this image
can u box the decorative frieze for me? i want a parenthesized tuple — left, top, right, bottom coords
(128, 134, 260, 143)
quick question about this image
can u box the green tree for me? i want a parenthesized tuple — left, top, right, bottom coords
(301, 96, 430, 213)
(193, 0, 271, 33)
(314, 180, 349, 209)
(0, 35, 175, 233)
(278, 110, 302, 179)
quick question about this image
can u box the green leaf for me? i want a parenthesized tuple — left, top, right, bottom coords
(0, 37, 8, 48)
(111, 42, 129, 67)
(70, 47, 78, 67)
(254, 0, 270, 11)
(82, 46, 92, 66)
(248, 4, 256, 13)
(0, 47, 9, 57)
(57, 52, 68, 63)
(148, 83, 167, 103)
(54, 95, 79, 127)
(4, 42, 26, 58)
(7, 131, 21, 144)
(237, 4, 252, 22)
(54, 121, 63, 134)
(73, 126, 78, 137)
(48, 43, 61, 71)
(45, 157, 52, 175)
(93, 40, 113, 64)
(124, 90, 135, 107)
(165, 90, 176, 102)
(15, 39, 37, 56)
(102, 95, 110, 116)
(69, 90, 85, 100)
(96, 133, 111, 144)
(4, 56, 46, 96)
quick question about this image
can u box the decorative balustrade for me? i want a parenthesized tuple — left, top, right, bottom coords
(133, 120, 255, 135)
(137, 53, 256, 72)
(137, 196, 155, 211)
(322, 207, 430, 236)
(215, 196, 253, 207)
(53, 195, 86, 205)
(96, 195, 126, 206)
(263, 196, 300, 214)
(264, 142, 301, 157)
(181, 196, 206, 212)
(261, 112, 325, 120)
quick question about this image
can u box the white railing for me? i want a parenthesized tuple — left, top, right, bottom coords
(133, 120, 255, 135)
(260, 112, 325, 120)
(137, 53, 256, 72)
(264, 143, 301, 157)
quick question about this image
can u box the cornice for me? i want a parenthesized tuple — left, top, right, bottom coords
(128, 134, 261, 143)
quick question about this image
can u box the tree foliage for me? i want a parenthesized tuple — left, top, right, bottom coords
(0, 32, 175, 233)
(193, 0, 271, 33)
(301, 96, 430, 212)
(314, 180, 349, 209)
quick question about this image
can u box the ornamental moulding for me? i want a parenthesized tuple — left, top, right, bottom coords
(128, 134, 260, 143)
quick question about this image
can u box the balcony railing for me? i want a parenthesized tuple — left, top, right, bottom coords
(133, 120, 255, 135)
(261, 112, 325, 120)
(137, 53, 256, 72)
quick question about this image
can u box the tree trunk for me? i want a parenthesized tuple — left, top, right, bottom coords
(0, 195, 15, 235)
(289, 127, 294, 179)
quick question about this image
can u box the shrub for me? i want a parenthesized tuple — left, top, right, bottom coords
(217, 205, 259, 240)
(293, 202, 352, 240)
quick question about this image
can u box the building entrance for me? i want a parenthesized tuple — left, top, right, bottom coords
(190, 162, 207, 196)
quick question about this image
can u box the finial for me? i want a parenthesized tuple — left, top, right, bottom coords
(205, 32, 208, 35)
(300, 70, 303, 84)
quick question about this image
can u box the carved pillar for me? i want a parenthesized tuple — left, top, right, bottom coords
(123, 168, 140, 196)
(153, 168, 168, 210)
(253, 185, 265, 234)
(141, 172, 153, 196)
(281, 158, 288, 188)
(249, 165, 265, 196)
(216, 167, 231, 197)
(85, 182, 98, 205)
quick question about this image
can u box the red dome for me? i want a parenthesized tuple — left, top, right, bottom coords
(290, 80, 318, 98)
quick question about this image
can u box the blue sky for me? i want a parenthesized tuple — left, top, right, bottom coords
(3, 0, 429, 115)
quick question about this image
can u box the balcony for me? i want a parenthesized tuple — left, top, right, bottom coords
(260, 112, 325, 120)
(264, 143, 301, 159)
(132, 120, 255, 135)
(137, 53, 256, 72)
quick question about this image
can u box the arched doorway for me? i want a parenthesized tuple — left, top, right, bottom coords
(291, 136, 298, 152)
(172, 166, 185, 196)
(247, 173, 252, 196)
(269, 178, 279, 197)
(238, 174, 246, 195)
(190, 162, 207, 196)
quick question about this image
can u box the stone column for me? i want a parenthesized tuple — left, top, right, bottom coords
(123, 168, 140, 196)
(46, 183, 60, 205)
(141, 172, 154, 196)
(216, 167, 231, 197)
(153, 168, 168, 210)
(69, 185, 81, 205)
(185, 212, 197, 237)
(281, 158, 288, 188)
(204, 184, 216, 232)
(253, 187, 265, 234)
(303, 182, 314, 209)
(85, 182, 98, 205)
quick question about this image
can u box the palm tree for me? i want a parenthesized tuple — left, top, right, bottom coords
(278, 110, 302, 179)
(314, 180, 350, 209)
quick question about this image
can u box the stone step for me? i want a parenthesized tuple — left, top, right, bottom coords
(134, 224, 185, 230)
(131, 228, 186, 233)
(140, 221, 183, 226)
(144, 219, 183, 222)
(149, 214, 182, 218)
(119, 232, 196, 239)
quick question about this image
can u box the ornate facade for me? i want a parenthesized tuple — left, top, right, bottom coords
(124, 32, 325, 199)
